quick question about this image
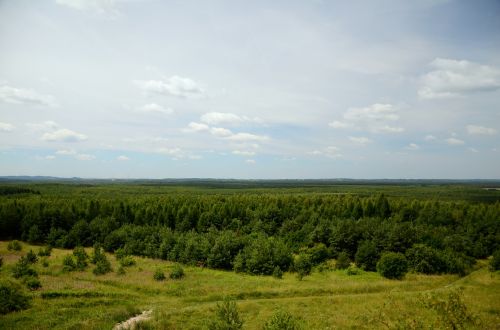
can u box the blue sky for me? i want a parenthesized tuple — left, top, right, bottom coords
(0, 0, 499, 179)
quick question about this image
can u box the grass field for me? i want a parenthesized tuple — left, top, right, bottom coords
(1, 241, 499, 329)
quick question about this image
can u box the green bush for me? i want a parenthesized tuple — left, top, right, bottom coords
(272, 266, 283, 279)
(7, 240, 22, 251)
(22, 276, 41, 291)
(62, 255, 77, 272)
(38, 246, 52, 257)
(406, 244, 446, 274)
(263, 309, 303, 330)
(355, 240, 379, 271)
(346, 264, 361, 275)
(489, 249, 500, 271)
(335, 251, 351, 270)
(12, 257, 38, 279)
(25, 250, 38, 264)
(294, 253, 312, 280)
(119, 256, 136, 267)
(170, 264, 185, 279)
(0, 280, 31, 314)
(377, 252, 408, 280)
(93, 255, 112, 275)
(208, 298, 243, 330)
(153, 268, 166, 281)
(73, 246, 89, 271)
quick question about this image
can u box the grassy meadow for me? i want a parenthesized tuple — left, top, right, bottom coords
(1, 241, 499, 329)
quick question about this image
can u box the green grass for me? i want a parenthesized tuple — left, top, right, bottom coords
(1, 241, 499, 329)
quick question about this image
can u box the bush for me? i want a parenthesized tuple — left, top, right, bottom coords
(489, 249, 500, 271)
(346, 264, 361, 276)
(93, 255, 112, 275)
(25, 250, 38, 264)
(62, 255, 77, 272)
(233, 252, 245, 273)
(377, 252, 408, 280)
(355, 240, 379, 271)
(119, 256, 136, 267)
(153, 268, 166, 281)
(263, 309, 303, 330)
(406, 244, 446, 274)
(73, 247, 89, 271)
(170, 264, 185, 279)
(272, 266, 283, 279)
(12, 257, 38, 279)
(7, 240, 22, 251)
(0, 280, 31, 314)
(22, 276, 41, 291)
(335, 251, 351, 270)
(38, 246, 52, 257)
(294, 253, 312, 280)
(208, 298, 243, 330)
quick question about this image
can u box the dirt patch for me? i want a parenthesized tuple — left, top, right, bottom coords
(113, 310, 152, 330)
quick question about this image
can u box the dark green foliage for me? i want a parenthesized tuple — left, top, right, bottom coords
(263, 309, 303, 330)
(38, 246, 52, 257)
(355, 240, 379, 271)
(93, 254, 112, 275)
(406, 244, 446, 274)
(335, 251, 351, 270)
(73, 246, 89, 270)
(153, 268, 166, 281)
(22, 276, 41, 291)
(119, 256, 136, 267)
(208, 298, 243, 330)
(0, 280, 31, 314)
(90, 244, 105, 264)
(25, 250, 38, 264)
(0, 256, 3, 268)
(12, 257, 38, 279)
(377, 252, 408, 280)
(294, 253, 312, 280)
(169, 264, 185, 279)
(346, 264, 361, 275)
(491, 249, 500, 271)
(237, 236, 292, 275)
(207, 231, 243, 270)
(7, 240, 22, 251)
(233, 252, 245, 273)
(272, 266, 283, 279)
(305, 243, 330, 265)
(62, 255, 77, 272)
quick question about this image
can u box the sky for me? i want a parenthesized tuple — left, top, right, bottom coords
(0, 0, 499, 179)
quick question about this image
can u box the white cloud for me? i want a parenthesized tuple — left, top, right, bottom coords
(424, 135, 437, 141)
(138, 103, 173, 115)
(0, 122, 15, 132)
(117, 155, 130, 161)
(183, 122, 210, 132)
(135, 76, 204, 99)
(348, 136, 372, 145)
(232, 150, 256, 157)
(309, 146, 342, 158)
(225, 132, 269, 142)
(26, 121, 59, 131)
(56, 149, 77, 155)
(329, 103, 404, 134)
(405, 143, 420, 150)
(245, 159, 256, 164)
(200, 112, 261, 126)
(42, 129, 87, 142)
(446, 137, 465, 145)
(466, 125, 497, 135)
(0, 85, 56, 106)
(419, 58, 500, 99)
(45, 155, 56, 160)
(210, 127, 233, 137)
(75, 153, 95, 161)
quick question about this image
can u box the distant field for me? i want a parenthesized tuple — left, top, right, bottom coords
(1, 241, 499, 329)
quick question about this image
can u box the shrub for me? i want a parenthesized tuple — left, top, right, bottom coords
(7, 240, 22, 251)
(73, 247, 89, 271)
(153, 268, 166, 281)
(346, 264, 361, 276)
(12, 257, 38, 279)
(208, 298, 243, 330)
(294, 253, 312, 280)
(406, 244, 446, 274)
(119, 256, 136, 267)
(25, 250, 38, 264)
(307, 243, 330, 265)
(22, 276, 41, 291)
(272, 266, 283, 279)
(263, 309, 303, 330)
(38, 246, 52, 257)
(62, 255, 77, 272)
(91, 244, 105, 264)
(355, 240, 379, 271)
(93, 255, 112, 275)
(233, 252, 245, 273)
(335, 251, 351, 270)
(0, 280, 31, 314)
(170, 264, 185, 279)
(489, 249, 500, 271)
(377, 252, 408, 280)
